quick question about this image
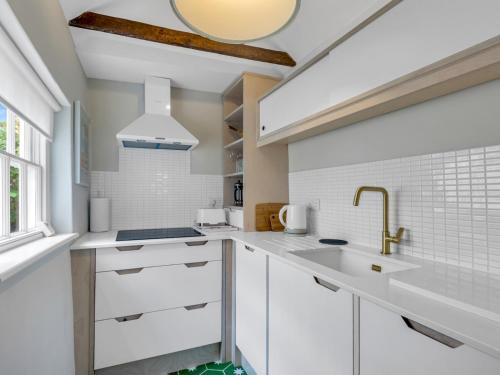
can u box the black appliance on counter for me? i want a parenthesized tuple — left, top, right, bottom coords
(234, 179, 243, 206)
(116, 227, 205, 241)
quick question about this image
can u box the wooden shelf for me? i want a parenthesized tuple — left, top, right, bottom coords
(224, 138, 243, 150)
(224, 172, 244, 178)
(222, 73, 288, 230)
(223, 77, 243, 104)
(225, 205, 244, 211)
(224, 104, 243, 124)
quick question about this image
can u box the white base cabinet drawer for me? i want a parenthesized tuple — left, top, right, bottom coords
(94, 301, 222, 370)
(360, 299, 500, 375)
(96, 240, 222, 271)
(95, 261, 222, 320)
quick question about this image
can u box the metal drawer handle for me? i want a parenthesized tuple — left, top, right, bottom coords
(184, 261, 209, 268)
(402, 317, 463, 348)
(185, 241, 209, 247)
(116, 245, 143, 251)
(115, 313, 143, 322)
(184, 303, 208, 311)
(244, 245, 255, 252)
(314, 276, 339, 292)
(115, 268, 144, 275)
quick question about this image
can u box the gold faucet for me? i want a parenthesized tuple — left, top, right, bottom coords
(353, 186, 404, 255)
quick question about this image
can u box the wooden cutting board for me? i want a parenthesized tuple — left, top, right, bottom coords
(255, 203, 287, 232)
(270, 214, 285, 232)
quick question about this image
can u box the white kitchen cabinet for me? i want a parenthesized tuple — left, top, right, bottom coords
(94, 240, 223, 370)
(268, 258, 353, 375)
(259, 0, 500, 140)
(95, 301, 221, 370)
(360, 299, 500, 375)
(235, 241, 267, 375)
(259, 53, 331, 137)
(95, 240, 222, 272)
(95, 261, 222, 320)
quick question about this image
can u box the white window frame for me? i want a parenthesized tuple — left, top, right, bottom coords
(0, 102, 47, 251)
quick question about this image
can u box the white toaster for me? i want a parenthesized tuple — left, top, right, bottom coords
(196, 208, 227, 226)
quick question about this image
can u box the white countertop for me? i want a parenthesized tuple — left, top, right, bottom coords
(0, 233, 78, 283)
(70, 229, 234, 249)
(71, 230, 500, 359)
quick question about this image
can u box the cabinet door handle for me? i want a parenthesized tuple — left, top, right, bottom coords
(244, 245, 255, 252)
(401, 317, 463, 348)
(314, 276, 339, 292)
(185, 241, 208, 246)
(116, 245, 143, 251)
(184, 261, 209, 268)
(115, 268, 144, 275)
(184, 303, 208, 311)
(115, 313, 143, 322)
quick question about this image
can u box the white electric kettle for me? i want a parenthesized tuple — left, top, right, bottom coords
(279, 204, 307, 234)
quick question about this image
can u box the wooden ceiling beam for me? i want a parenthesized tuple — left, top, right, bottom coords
(69, 12, 296, 67)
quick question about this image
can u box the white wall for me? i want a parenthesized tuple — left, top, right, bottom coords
(91, 148, 223, 230)
(0, 247, 75, 375)
(6, 0, 90, 235)
(290, 144, 500, 273)
(1, 2, 89, 374)
(87, 79, 224, 174)
(289, 79, 500, 172)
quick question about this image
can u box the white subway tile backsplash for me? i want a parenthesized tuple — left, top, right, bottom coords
(290, 145, 500, 274)
(91, 148, 223, 230)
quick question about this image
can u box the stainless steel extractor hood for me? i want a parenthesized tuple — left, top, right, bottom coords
(116, 77, 199, 150)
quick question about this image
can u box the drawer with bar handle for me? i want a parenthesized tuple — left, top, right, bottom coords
(95, 240, 222, 272)
(94, 301, 222, 370)
(95, 260, 222, 320)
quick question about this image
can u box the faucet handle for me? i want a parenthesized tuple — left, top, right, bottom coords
(392, 227, 405, 243)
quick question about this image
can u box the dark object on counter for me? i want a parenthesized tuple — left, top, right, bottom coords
(234, 180, 243, 206)
(319, 239, 348, 246)
(116, 227, 205, 241)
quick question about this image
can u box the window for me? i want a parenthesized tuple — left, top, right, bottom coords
(0, 101, 46, 247)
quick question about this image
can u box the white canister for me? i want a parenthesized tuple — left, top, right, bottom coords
(90, 198, 111, 232)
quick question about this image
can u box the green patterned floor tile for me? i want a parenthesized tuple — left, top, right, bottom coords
(175, 363, 208, 374)
(206, 361, 232, 370)
(171, 361, 246, 375)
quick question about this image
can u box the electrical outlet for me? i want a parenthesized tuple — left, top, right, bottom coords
(309, 199, 320, 211)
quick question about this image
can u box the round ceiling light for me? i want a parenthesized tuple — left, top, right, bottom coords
(170, 0, 300, 44)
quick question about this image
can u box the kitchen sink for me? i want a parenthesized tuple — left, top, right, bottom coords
(291, 247, 419, 278)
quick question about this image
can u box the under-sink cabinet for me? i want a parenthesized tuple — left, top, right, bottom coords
(268, 257, 353, 375)
(93, 240, 223, 370)
(235, 241, 268, 375)
(360, 299, 500, 375)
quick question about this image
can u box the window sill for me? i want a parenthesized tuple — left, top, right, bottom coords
(0, 233, 78, 283)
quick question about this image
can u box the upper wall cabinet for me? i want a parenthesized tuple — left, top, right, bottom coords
(258, 0, 500, 146)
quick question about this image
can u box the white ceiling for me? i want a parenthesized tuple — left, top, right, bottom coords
(59, 0, 390, 93)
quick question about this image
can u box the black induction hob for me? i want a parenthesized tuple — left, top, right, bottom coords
(116, 227, 205, 241)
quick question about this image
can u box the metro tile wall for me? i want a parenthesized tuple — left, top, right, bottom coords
(91, 148, 223, 230)
(289, 145, 500, 274)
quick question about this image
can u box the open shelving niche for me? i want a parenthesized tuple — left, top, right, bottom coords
(223, 76, 244, 211)
(222, 73, 289, 231)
